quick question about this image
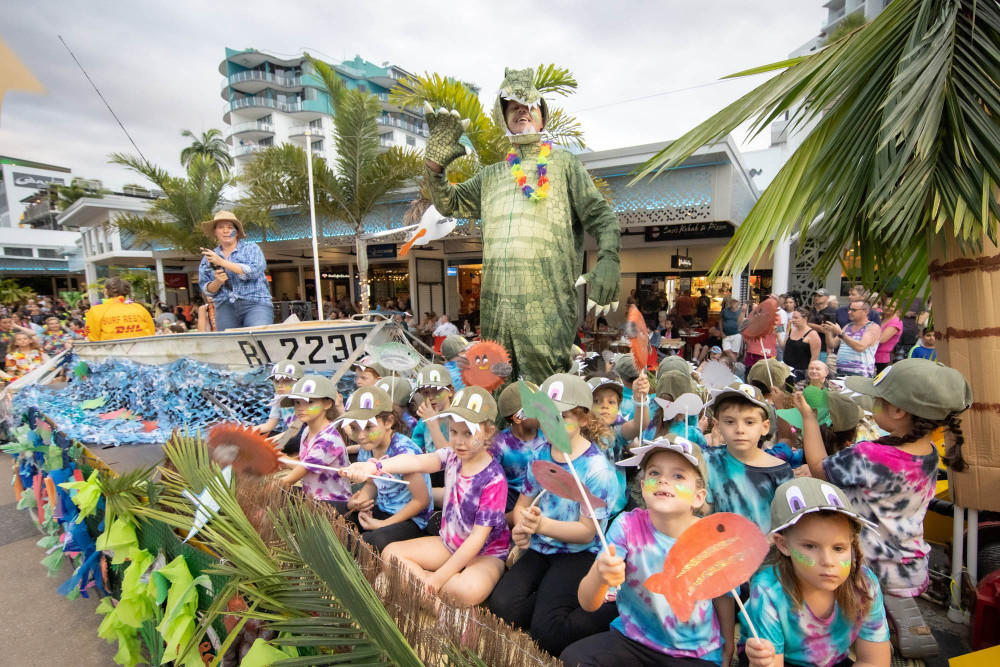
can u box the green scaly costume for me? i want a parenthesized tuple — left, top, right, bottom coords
(424, 68, 621, 384)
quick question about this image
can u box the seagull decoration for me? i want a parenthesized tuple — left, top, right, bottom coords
(400, 205, 458, 256)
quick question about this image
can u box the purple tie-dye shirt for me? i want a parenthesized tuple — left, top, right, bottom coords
(434, 448, 510, 560)
(606, 509, 723, 663)
(748, 564, 888, 667)
(822, 440, 939, 596)
(298, 421, 351, 502)
(491, 428, 546, 494)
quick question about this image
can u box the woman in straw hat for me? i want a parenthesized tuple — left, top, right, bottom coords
(198, 211, 274, 330)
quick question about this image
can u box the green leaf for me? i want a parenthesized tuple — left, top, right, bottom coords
(80, 396, 108, 410)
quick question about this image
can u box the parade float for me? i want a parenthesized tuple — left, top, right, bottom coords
(2, 316, 561, 666)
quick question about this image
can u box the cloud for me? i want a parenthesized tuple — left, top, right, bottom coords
(0, 0, 820, 190)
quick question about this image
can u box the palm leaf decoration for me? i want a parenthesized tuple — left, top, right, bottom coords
(125, 430, 560, 666)
(631, 0, 1000, 304)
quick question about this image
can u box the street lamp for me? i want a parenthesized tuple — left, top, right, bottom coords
(304, 129, 323, 320)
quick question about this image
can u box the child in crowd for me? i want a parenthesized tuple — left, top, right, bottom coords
(561, 435, 732, 667)
(256, 360, 303, 436)
(491, 382, 546, 517)
(645, 370, 708, 448)
(336, 386, 432, 552)
(41, 316, 78, 354)
(746, 358, 793, 407)
(743, 478, 890, 667)
(695, 345, 724, 374)
(907, 328, 937, 361)
(5, 332, 49, 379)
(489, 374, 621, 656)
(612, 354, 641, 420)
(352, 360, 385, 388)
(374, 375, 417, 434)
(410, 364, 455, 498)
(277, 376, 352, 512)
(796, 358, 970, 659)
(703, 384, 794, 532)
(589, 374, 650, 514)
(440, 334, 469, 390)
(342, 386, 509, 607)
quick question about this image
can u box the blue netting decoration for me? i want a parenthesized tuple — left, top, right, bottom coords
(12, 356, 359, 446)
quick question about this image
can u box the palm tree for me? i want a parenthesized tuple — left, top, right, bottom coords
(237, 55, 424, 311)
(633, 0, 998, 509)
(0, 278, 35, 307)
(180, 128, 233, 176)
(109, 152, 239, 255)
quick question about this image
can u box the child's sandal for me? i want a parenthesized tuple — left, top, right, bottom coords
(883, 592, 939, 659)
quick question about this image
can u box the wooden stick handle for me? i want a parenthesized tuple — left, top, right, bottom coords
(277, 457, 410, 485)
(565, 457, 610, 554)
(731, 588, 759, 640)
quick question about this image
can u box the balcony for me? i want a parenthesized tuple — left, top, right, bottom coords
(22, 200, 58, 226)
(224, 121, 275, 144)
(376, 116, 428, 137)
(223, 70, 302, 99)
(289, 124, 323, 138)
(233, 144, 266, 159)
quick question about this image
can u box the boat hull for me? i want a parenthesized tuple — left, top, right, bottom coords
(72, 320, 394, 372)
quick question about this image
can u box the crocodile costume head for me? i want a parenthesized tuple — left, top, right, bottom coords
(493, 67, 549, 144)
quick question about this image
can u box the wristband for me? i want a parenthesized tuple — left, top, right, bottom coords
(373, 459, 384, 476)
(633, 398, 649, 407)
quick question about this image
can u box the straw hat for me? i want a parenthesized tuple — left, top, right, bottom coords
(201, 211, 246, 239)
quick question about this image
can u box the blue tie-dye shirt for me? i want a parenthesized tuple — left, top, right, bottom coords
(606, 509, 723, 663)
(747, 564, 889, 667)
(643, 416, 708, 449)
(410, 417, 449, 453)
(521, 442, 619, 555)
(599, 425, 631, 515)
(619, 386, 636, 421)
(491, 427, 546, 494)
(703, 445, 793, 532)
(358, 433, 434, 529)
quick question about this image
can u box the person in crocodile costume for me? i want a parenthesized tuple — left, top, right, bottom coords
(423, 68, 621, 384)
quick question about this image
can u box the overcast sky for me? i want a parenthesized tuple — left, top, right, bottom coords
(1, 1, 821, 190)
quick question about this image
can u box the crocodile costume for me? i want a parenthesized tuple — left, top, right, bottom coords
(424, 68, 621, 384)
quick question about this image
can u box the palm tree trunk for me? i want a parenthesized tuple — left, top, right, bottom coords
(356, 235, 369, 314)
(928, 229, 1000, 512)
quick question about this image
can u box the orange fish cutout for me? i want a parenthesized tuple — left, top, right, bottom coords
(207, 422, 280, 475)
(459, 339, 512, 391)
(644, 512, 769, 622)
(142, 420, 159, 433)
(530, 460, 606, 519)
(738, 298, 779, 342)
(625, 306, 651, 370)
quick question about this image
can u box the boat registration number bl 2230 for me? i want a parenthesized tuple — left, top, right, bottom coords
(236, 331, 370, 371)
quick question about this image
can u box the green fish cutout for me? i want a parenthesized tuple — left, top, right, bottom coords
(517, 380, 571, 454)
(80, 396, 108, 410)
(73, 362, 90, 379)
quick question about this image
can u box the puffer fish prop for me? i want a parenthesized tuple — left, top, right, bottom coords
(738, 298, 779, 342)
(207, 423, 280, 476)
(459, 339, 512, 391)
(644, 512, 769, 622)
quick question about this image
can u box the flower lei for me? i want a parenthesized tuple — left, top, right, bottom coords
(507, 141, 552, 201)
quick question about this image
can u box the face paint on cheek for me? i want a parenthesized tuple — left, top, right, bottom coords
(564, 422, 579, 434)
(368, 429, 383, 442)
(674, 483, 694, 505)
(790, 549, 816, 568)
(642, 477, 659, 494)
(839, 559, 852, 575)
(305, 403, 324, 416)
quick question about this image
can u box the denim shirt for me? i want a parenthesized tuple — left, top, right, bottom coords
(198, 240, 272, 304)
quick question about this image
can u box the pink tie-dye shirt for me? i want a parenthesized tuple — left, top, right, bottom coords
(434, 448, 510, 560)
(298, 422, 351, 502)
(822, 440, 938, 596)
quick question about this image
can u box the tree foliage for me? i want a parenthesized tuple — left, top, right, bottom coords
(633, 0, 1000, 302)
(180, 128, 233, 176)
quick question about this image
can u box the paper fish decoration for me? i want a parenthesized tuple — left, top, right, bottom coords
(644, 512, 769, 622)
(654, 393, 705, 421)
(700, 361, 735, 392)
(73, 362, 90, 379)
(373, 341, 421, 372)
(530, 460, 606, 519)
(207, 423, 280, 475)
(142, 420, 159, 433)
(460, 339, 512, 391)
(400, 205, 458, 256)
(624, 306, 650, 370)
(518, 381, 570, 454)
(738, 298, 779, 342)
(80, 396, 107, 410)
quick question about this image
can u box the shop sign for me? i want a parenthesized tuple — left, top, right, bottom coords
(367, 243, 397, 259)
(644, 222, 734, 243)
(446, 267, 458, 277)
(670, 255, 693, 269)
(12, 172, 65, 189)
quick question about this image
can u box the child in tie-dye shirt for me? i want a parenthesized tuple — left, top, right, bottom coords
(491, 382, 546, 517)
(703, 384, 793, 532)
(743, 477, 890, 667)
(796, 359, 971, 659)
(488, 374, 623, 657)
(257, 361, 303, 455)
(342, 386, 509, 608)
(589, 374, 651, 514)
(562, 435, 733, 667)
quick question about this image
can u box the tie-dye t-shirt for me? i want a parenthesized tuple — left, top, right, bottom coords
(411, 417, 449, 453)
(267, 403, 296, 431)
(643, 417, 708, 449)
(434, 448, 510, 559)
(822, 441, 938, 596)
(358, 433, 434, 529)
(298, 422, 351, 502)
(606, 509, 722, 663)
(491, 427, 546, 494)
(703, 446, 793, 532)
(619, 386, 636, 421)
(747, 564, 889, 667)
(598, 425, 630, 515)
(401, 408, 418, 431)
(521, 443, 619, 555)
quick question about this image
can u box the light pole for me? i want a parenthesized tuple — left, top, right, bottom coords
(304, 129, 323, 320)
